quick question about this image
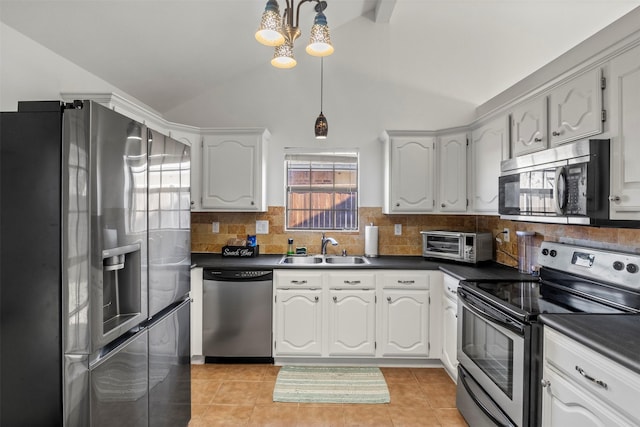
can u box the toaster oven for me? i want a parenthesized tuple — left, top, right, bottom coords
(420, 231, 492, 264)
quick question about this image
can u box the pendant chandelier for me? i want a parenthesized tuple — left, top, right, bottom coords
(255, 0, 334, 69)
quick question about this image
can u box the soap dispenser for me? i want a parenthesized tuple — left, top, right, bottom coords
(287, 238, 294, 255)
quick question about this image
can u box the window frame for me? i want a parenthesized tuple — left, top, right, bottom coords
(284, 150, 359, 232)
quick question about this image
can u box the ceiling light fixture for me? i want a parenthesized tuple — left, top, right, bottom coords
(314, 57, 328, 139)
(255, 0, 334, 69)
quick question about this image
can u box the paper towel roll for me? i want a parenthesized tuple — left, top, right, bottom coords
(365, 225, 379, 257)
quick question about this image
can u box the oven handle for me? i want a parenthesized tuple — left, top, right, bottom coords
(458, 289, 525, 336)
(459, 367, 517, 427)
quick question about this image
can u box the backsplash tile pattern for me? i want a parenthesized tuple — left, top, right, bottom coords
(192, 207, 640, 268)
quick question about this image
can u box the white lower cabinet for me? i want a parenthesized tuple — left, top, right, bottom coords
(379, 289, 430, 357)
(541, 367, 631, 427)
(274, 288, 323, 356)
(328, 289, 376, 356)
(273, 269, 441, 361)
(441, 274, 459, 381)
(541, 326, 640, 426)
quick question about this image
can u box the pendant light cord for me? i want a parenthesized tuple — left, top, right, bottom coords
(320, 57, 324, 112)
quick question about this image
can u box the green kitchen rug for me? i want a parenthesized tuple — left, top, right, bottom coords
(273, 366, 390, 404)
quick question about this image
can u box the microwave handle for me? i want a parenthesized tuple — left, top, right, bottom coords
(555, 166, 567, 213)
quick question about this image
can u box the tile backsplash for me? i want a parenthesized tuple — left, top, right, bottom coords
(191, 206, 640, 268)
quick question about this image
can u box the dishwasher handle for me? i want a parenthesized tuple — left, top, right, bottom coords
(203, 269, 273, 281)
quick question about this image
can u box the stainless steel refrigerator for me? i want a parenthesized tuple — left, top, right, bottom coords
(146, 129, 192, 427)
(0, 100, 191, 426)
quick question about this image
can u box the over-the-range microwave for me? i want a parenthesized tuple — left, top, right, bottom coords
(499, 138, 610, 225)
(420, 231, 492, 264)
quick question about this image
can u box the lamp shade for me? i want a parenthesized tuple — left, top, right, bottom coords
(314, 112, 328, 139)
(271, 42, 297, 68)
(255, 0, 285, 46)
(306, 12, 334, 57)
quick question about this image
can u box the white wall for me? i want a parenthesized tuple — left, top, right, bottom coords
(0, 22, 154, 113)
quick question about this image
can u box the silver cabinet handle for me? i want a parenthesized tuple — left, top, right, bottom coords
(314, 296, 319, 302)
(344, 280, 361, 285)
(398, 280, 415, 284)
(541, 379, 551, 388)
(447, 286, 457, 294)
(552, 131, 561, 136)
(575, 365, 608, 390)
(534, 137, 543, 142)
(441, 203, 446, 208)
(396, 202, 400, 207)
(291, 280, 307, 284)
(387, 296, 391, 302)
(333, 296, 337, 302)
(609, 195, 621, 202)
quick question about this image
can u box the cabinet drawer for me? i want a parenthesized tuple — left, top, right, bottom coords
(544, 327, 640, 422)
(443, 274, 459, 300)
(380, 271, 429, 289)
(274, 270, 323, 289)
(327, 271, 375, 289)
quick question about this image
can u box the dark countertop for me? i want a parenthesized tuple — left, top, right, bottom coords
(190, 253, 533, 281)
(540, 314, 640, 375)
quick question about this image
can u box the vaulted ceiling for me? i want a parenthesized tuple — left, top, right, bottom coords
(1, 0, 638, 116)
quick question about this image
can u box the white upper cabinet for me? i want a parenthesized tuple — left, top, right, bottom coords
(383, 132, 436, 214)
(199, 129, 269, 211)
(548, 68, 603, 146)
(437, 132, 467, 213)
(470, 116, 509, 213)
(511, 96, 548, 156)
(609, 44, 640, 220)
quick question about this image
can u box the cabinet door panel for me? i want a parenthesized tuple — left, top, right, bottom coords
(328, 290, 376, 356)
(441, 295, 457, 380)
(380, 289, 429, 357)
(609, 45, 640, 219)
(200, 130, 267, 211)
(275, 289, 322, 356)
(512, 96, 547, 156)
(542, 368, 635, 427)
(438, 133, 467, 212)
(548, 68, 602, 146)
(388, 136, 436, 213)
(470, 116, 509, 213)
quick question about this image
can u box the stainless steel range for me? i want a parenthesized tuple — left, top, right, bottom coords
(456, 241, 640, 427)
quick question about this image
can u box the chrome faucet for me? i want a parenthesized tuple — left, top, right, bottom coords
(321, 232, 338, 255)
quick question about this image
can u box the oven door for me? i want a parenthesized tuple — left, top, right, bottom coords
(457, 289, 526, 427)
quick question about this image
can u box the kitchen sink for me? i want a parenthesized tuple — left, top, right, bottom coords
(278, 255, 370, 266)
(278, 255, 324, 265)
(324, 256, 370, 265)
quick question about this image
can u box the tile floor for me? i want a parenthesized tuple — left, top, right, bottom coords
(189, 364, 468, 426)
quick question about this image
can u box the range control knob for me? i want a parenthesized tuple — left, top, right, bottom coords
(541, 248, 549, 256)
(627, 263, 639, 274)
(550, 250, 558, 257)
(613, 261, 625, 271)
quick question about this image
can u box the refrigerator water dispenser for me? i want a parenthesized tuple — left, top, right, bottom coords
(102, 243, 142, 335)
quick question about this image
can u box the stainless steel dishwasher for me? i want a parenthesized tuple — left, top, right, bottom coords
(202, 269, 273, 363)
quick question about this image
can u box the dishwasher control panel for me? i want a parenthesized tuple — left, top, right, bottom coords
(203, 269, 273, 281)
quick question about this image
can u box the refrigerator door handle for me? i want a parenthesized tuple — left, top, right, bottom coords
(89, 327, 146, 370)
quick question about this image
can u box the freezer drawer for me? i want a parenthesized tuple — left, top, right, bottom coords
(90, 330, 149, 427)
(149, 299, 192, 427)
